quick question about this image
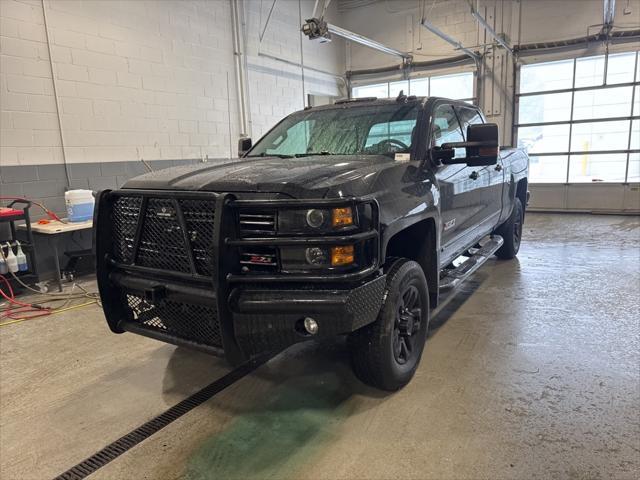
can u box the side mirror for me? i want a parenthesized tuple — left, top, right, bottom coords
(464, 123, 499, 166)
(433, 123, 499, 167)
(238, 137, 252, 157)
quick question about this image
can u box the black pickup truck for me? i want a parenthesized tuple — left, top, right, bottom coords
(95, 95, 528, 390)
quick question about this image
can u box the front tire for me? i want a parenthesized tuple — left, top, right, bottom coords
(494, 198, 524, 260)
(349, 259, 430, 391)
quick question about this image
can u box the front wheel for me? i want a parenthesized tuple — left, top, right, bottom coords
(349, 259, 430, 391)
(494, 197, 524, 260)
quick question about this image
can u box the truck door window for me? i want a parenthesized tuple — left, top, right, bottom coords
(455, 106, 484, 140)
(431, 104, 465, 158)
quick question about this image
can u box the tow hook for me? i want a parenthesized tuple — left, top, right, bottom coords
(144, 285, 166, 305)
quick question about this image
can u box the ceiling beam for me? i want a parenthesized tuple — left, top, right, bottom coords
(603, 0, 616, 35)
(420, 19, 481, 63)
(470, 7, 514, 55)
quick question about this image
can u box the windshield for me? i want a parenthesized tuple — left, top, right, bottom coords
(247, 103, 420, 158)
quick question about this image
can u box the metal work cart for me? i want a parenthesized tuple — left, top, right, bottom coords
(0, 199, 39, 287)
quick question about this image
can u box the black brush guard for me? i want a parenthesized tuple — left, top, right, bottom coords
(94, 189, 383, 363)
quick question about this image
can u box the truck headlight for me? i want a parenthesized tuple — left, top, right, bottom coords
(278, 207, 355, 233)
(306, 209, 325, 228)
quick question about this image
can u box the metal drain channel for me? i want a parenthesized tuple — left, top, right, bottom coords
(53, 355, 271, 480)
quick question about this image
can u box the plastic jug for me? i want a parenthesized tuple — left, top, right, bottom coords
(5, 243, 18, 273)
(65, 190, 94, 222)
(16, 241, 28, 272)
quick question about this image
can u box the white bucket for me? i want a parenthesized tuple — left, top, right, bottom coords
(65, 189, 95, 222)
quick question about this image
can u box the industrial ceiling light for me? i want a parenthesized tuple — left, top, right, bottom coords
(301, 17, 412, 62)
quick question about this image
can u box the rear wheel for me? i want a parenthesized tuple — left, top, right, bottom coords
(494, 198, 524, 259)
(349, 259, 430, 391)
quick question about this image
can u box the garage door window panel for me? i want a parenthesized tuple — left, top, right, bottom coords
(352, 83, 388, 99)
(520, 59, 574, 93)
(430, 72, 474, 100)
(389, 80, 409, 98)
(572, 86, 634, 120)
(410, 78, 428, 96)
(570, 120, 631, 152)
(568, 153, 628, 182)
(351, 72, 474, 102)
(631, 119, 639, 151)
(627, 153, 640, 182)
(519, 92, 572, 124)
(606, 51, 638, 85)
(518, 124, 571, 154)
(529, 155, 569, 183)
(575, 55, 605, 88)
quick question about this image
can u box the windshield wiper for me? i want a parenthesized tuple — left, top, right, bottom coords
(294, 151, 334, 157)
(247, 152, 295, 159)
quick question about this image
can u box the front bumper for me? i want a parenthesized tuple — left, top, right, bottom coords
(229, 275, 386, 356)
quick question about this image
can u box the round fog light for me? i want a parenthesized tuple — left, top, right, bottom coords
(304, 317, 319, 335)
(305, 247, 327, 265)
(306, 209, 325, 228)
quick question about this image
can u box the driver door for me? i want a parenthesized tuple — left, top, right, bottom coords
(431, 103, 485, 265)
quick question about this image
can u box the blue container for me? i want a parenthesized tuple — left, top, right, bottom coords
(65, 190, 95, 222)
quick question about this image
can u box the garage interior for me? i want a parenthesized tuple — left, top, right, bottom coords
(1, 0, 639, 479)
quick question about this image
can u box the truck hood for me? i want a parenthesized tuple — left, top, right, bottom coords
(123, 155, 397, 198)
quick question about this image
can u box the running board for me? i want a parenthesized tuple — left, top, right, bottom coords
(439, 235, 504, 293)
(431, 235, 504, 319)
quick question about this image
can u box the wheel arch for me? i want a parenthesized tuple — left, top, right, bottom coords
(382, 215, 440, 308)
(516, 178, 528, 218)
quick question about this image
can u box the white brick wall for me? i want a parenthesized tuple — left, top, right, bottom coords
(0, 0, 345, 167)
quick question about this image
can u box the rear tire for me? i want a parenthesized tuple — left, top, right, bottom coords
(494, 198, 524, 259)
(349, 259, 430, 391)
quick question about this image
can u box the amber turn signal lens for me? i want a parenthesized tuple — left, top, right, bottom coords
(332, 207, 353, 227)
(331, 245, 354, 266)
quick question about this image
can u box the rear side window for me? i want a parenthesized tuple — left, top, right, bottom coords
(456, 106, 484, 140)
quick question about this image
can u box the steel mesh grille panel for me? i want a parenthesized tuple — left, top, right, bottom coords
(126, 294, 222, 347)
(138, 198, 190, 272)
(111, 196, 142, 264)
(179, 199, 216, 275)
(111, 196, 216, 276)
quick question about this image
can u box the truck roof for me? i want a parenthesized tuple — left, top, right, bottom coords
(304, 96, 474, 112)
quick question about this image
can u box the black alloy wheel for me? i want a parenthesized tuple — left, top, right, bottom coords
(393, 284, 423, 365)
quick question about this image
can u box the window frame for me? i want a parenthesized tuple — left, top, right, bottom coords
(515, 50, 640, 184)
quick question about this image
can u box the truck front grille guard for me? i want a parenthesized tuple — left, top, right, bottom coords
(95, 190, 381, 360)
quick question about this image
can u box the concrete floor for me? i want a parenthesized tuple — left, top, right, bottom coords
(1, 213, 639, 480)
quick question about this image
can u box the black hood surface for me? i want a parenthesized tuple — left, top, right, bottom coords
(123, 155, 399, 198)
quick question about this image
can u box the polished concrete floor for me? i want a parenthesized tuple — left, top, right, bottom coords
(1, 213, 639, 480)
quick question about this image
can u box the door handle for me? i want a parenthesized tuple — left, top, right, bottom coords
(469, 171, 479, 180)
(494, 164, 503, 172)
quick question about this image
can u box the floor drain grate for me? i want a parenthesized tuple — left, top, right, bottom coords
(53, 355, 270, 480)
